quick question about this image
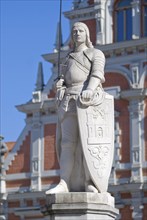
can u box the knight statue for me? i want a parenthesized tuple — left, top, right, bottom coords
(46, 22, 114, 194)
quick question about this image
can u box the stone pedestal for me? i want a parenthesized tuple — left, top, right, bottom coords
(42, 192, 119, 220)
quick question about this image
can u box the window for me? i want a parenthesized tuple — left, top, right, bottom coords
(114, 0, 132, 42)
(141, 0, 147, 37)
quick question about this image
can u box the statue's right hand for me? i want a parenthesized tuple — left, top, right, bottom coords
(55, 79, 64, 89)
(55, 87, 66, 107)
(56, 88, 65, 101)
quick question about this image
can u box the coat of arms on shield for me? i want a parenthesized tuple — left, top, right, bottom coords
(77, 91, 114, 192)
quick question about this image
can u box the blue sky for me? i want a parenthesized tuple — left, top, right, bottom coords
(1, 0, 73, 142)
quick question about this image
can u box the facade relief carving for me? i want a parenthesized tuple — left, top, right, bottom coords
(32, 158, 39, 172)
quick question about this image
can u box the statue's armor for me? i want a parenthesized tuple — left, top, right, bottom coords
(56, 48, 108, 192)
(65, 51, 90, 89)
(45, 22, 114, 195)
(64, 48, 105, 90)
(59, 48, 105, 113)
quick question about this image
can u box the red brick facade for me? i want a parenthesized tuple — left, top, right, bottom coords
(41, 176, 60, 185)
(81, 19, 96, 45)
(143, 204, 147, 220)
(8, 213, 20, 220)
(116, 170, 131, 179)
(120, 192, 132, 199)
(44, 124, 59, 170)
(6, 179, 31, 188)
(104, 72, 130, 163)
(104, 72, 130, 90)
(48, 88, 56, 98)
(8, 201, 20, 208)
(120, 205, 133, 220)
(88, 0, 94, 5)
(6, 132, 31, 174)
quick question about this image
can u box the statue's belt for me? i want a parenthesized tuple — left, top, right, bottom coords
(65, 85, 84, 95)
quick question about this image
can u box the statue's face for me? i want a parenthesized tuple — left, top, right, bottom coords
(72, 25, 86, 44)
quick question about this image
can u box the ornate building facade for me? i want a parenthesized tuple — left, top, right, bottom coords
(4, 0, 147, 219)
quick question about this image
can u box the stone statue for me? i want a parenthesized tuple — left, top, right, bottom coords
(46, 22, 114, 194)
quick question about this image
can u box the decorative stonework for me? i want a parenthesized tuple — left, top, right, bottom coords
(114, 112, 122, 165)
(131, 191, 144, 220)
(131, 64, 139, 88)
(86, 102, 112, 178)
(88, 145, 110, 178)
(77, 93, 114, 192)
(32, 158, 39, 172)
(42, 193, 119, 219)
(127, 97, 144, 183)
(32, 91, 42, 103)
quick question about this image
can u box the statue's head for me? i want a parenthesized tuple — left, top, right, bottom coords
(71, 22, 93, 49)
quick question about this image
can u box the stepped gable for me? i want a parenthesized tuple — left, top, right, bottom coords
(5, 142, 16, 158)
(6, 131, 31, 174)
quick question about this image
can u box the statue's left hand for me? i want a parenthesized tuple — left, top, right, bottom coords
(81, 89, 93, 101)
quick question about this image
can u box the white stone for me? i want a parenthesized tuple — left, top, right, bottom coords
(46, 22, 114, 195)
(42, 193, 119, 220)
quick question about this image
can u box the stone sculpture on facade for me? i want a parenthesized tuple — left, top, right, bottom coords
(46, 22, 114, 194)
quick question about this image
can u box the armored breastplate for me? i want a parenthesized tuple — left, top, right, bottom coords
(64, 51, 91, 88)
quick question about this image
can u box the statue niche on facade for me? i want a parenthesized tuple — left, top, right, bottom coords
(46, 22, 114, 194)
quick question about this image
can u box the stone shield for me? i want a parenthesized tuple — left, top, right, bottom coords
(77, 92, 114, 192)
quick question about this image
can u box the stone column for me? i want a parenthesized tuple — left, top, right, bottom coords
(105, 0, 113, 44)
(121, 89, 146, 183)
(129, 99, 144, 183)
(31, 112, 42, 191)
(131, 191, 143, 220)
(114, 112, 122, 165)
(42, 193, 119, 220)
(95, 1, 105, 45)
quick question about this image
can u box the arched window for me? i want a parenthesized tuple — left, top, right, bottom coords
(141, 0, 147, 37)
(114, 0, 132, 42)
